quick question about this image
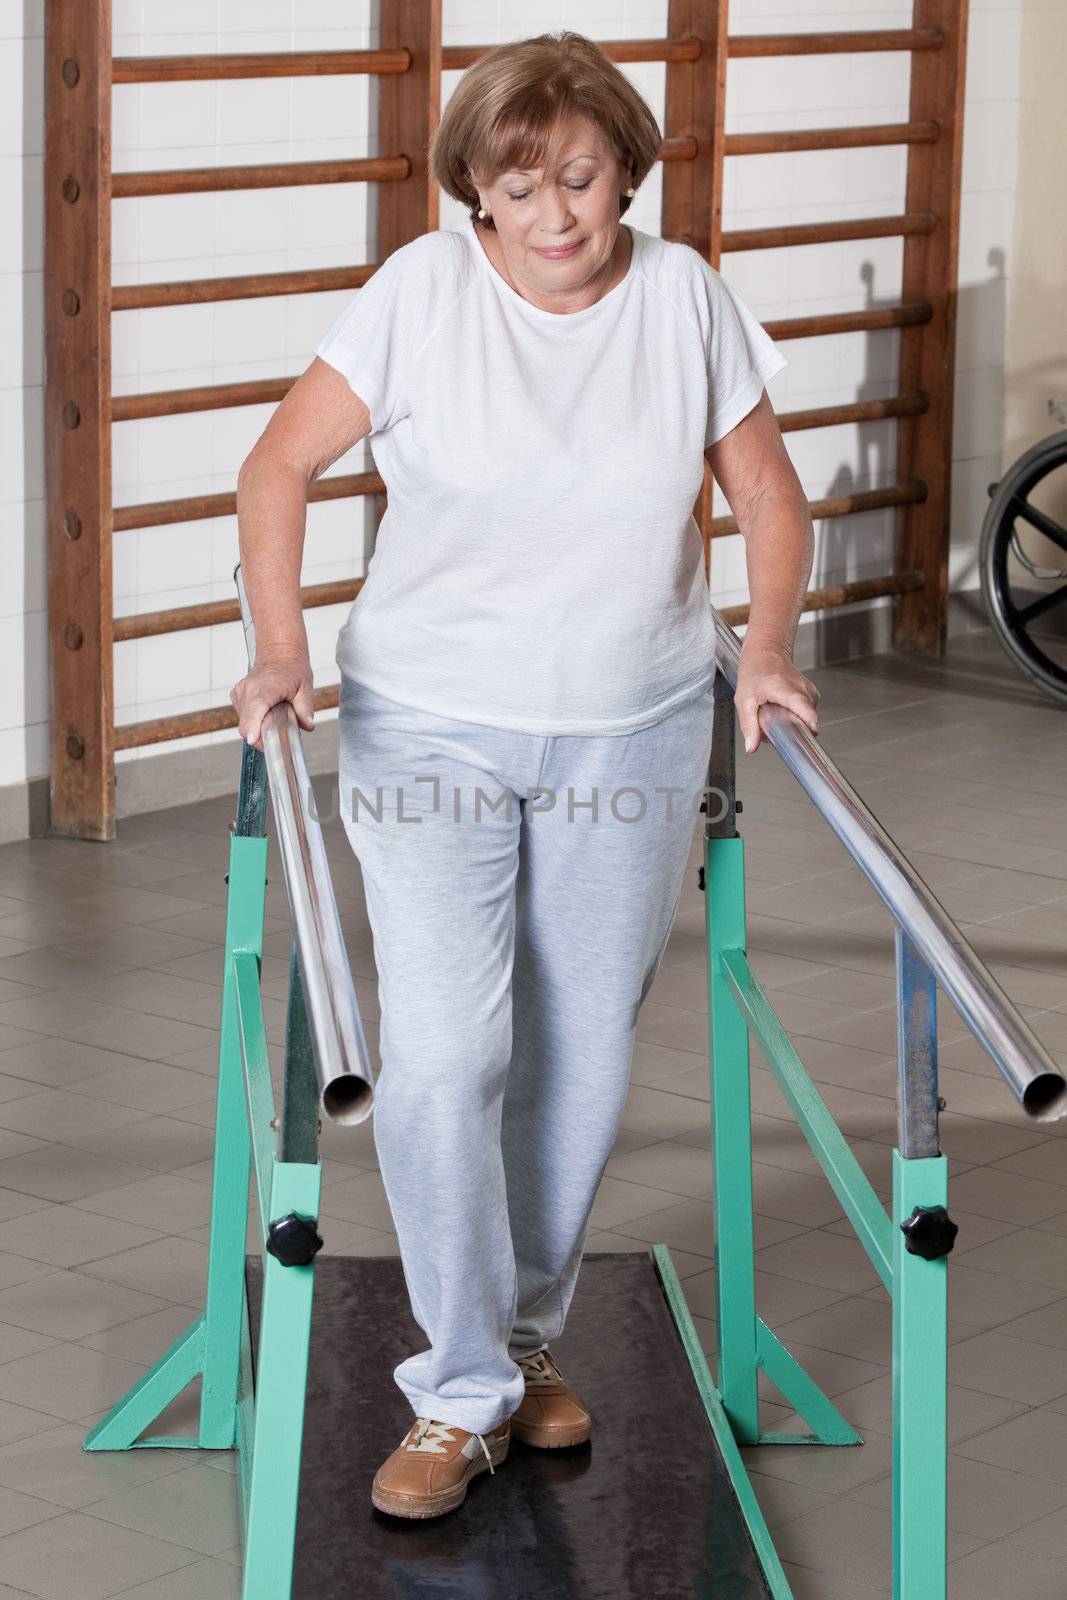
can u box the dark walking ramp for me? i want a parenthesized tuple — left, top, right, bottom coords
(245, 1249, 772, 1600)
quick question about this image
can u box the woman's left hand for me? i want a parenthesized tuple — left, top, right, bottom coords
(734, 644, 820, 754)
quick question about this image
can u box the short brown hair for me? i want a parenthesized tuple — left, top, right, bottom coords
(429, 31, 662, 231)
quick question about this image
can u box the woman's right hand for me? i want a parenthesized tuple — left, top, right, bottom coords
(230, 650, 316, 753)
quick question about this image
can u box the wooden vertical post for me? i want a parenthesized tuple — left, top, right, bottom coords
(370, 0, 441, 546)
(377, 0, 442, 256)
(44, 0, 115, 839)
(893, 0, 970, 655)
(663, 0, 729, 576)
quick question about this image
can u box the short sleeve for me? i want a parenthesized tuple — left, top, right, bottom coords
(701, 264, 789, 448)
(313, 236, 433, 435)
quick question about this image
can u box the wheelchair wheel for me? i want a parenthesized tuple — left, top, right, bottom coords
(979, 429, 1067, 704)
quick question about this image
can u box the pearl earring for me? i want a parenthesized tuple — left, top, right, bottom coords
(625, 187, 635, 197)
(477, 206, 489, 220)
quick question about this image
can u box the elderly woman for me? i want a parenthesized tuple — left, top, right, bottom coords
(232, 31, 818, 1520)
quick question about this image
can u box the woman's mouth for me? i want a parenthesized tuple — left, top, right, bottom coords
(533, 240, 583, 259)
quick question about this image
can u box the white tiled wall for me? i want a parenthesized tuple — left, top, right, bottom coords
(1, 0, 1022, 794)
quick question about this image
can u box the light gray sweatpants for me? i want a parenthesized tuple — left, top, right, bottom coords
(336, 673, 716, 1435)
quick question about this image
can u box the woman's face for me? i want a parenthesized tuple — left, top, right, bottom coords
(471, 116, 633, 312)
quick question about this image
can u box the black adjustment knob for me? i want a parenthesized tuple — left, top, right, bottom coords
(697, 866, 705, 892)
(266, 1211, 324, 1267)
(900, 1204, 958, 1261)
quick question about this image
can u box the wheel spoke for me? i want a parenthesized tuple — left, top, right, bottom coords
(1016, 581, 1067, 626)
(1010, 493, 1067, 556)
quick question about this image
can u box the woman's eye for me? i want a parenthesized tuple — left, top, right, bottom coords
(506, 179, 593, 202)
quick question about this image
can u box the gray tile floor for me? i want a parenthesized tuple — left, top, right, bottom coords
(0, 625, 1065, 1598)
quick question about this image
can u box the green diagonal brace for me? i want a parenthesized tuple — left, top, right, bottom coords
(720, 946, 894, 1289)
(83, 1316, 206, 1451)
(755, 1318, 862, 1445)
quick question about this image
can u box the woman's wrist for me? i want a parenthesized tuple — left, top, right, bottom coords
(253, 639, 311, 666)
(739, 632, 794, 663)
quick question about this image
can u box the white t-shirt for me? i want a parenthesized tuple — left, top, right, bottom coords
(314, 218, 787, 736)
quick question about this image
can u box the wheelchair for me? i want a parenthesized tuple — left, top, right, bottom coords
(980, 419, 1067, 704)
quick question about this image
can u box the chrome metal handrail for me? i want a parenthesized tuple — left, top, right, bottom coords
(713, 611, 1066, 1123)
(235, 563, 375, 1125)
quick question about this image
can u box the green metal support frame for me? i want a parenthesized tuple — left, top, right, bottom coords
(654, 827, 952, 1600)
(83, 719, 953, 1599)
(83, 824, 323, 1600)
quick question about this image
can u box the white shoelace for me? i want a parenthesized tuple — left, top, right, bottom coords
(400, 1353, 564, 1470)
(406, 1417, 495, 1472)
(515, 1349, 561, 1388)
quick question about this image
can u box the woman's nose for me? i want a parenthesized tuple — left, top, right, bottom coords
(537, 196, 577, 233)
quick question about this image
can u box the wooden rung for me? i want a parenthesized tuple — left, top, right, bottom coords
(112, 49, 412, 83)
(112, 567, 925, 752)
(441, 38, 702, 70)
(111, 362, 933, 427)
(728, 28, 943, 58)
(113, 400, 926, 538)
(719, 569, 925, 625)
(115, 31, 943, 82)
(112, 263, 375, 312)
(711, 479, 926, 537)
(115, 683, 342, 752)
(112, 316, 936, 427)
(111, 395, 927, 510)
(660, 136, 699, 163)
(722, 211, 936, 252)
(112, 471, 383, 532)
(112, 155, 409, 200)
(726, 121, 938, 156)
(778, 393, 928, 432)
(765, 303, 933, 340)
(113, 579, 364, 643)
(113, 378, 297, 423)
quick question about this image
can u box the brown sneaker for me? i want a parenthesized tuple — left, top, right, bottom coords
(371, 1415, 511, 1519)
(509, 1348, 592, 1448)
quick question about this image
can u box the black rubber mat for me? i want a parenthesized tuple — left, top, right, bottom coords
(245, 1249, 771, 1600)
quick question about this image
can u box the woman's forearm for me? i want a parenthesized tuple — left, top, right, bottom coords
(738, 480, 815, 658)
(235, 452, 313, 658)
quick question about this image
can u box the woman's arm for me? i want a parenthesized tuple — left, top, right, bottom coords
(231, 357, 374, 749)
(705, 390, 820, 754)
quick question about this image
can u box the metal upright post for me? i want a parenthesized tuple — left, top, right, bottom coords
(892, 927, 954, 1600)
(705, 669, 760, 1444)
(198, 742, 268, 1447)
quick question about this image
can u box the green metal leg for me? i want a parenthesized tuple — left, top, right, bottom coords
(79, 750, 325, 1600)
(201, 835, 266, 1446)
(84, 832, 268, 1455)
(705, 834, 868, 1448)
(706, 833, 760, 1444)
(893, 1149, 949, 1600)
(241, 1158, 322, 1600)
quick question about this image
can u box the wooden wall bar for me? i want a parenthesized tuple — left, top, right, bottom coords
(45, 0, 115, 839)
(894, 0, 970, 653)
(43, 5, 969, 835)
(112, 49, 413, 83)
(728, 28, 943, 57)
(663, 0, 728, 553)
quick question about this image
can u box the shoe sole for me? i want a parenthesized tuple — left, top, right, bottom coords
(510, 1415, 592, 1449)
(371, 1430, 511, 1519)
